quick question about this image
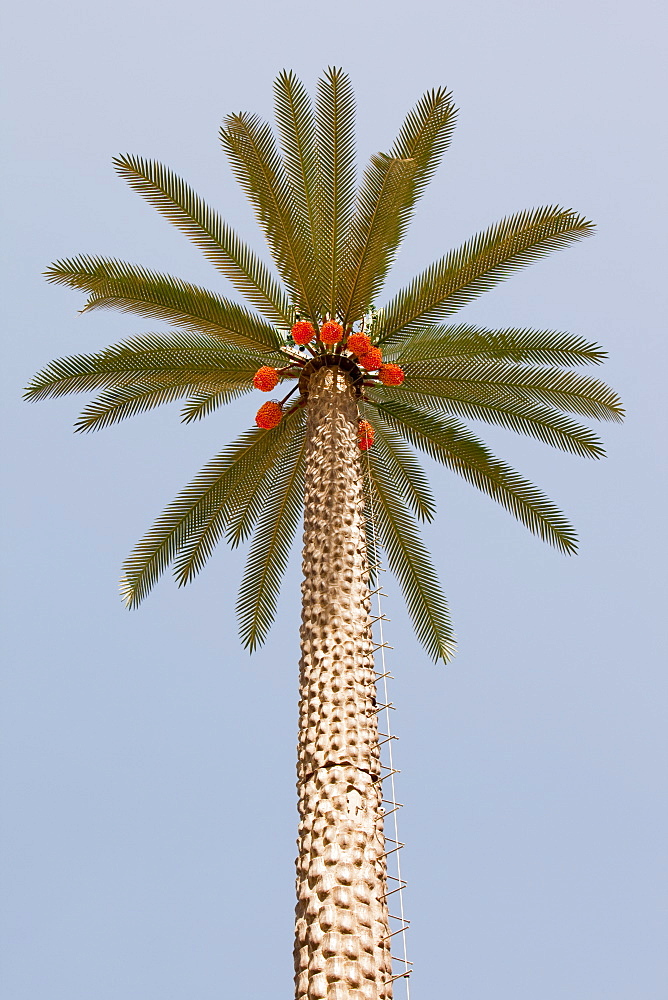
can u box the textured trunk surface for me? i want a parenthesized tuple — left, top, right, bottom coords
(294, 366, 393, 1000)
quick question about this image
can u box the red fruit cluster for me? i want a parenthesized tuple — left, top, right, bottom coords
(291, 320, 315, 345)
(359, 346, 383, 371)
(320, 320, 343, 344)
(347, 332, 371, 355)
(357, 419, 375, 450)
(377, 363, 405, 386)
(253, 366, 280, 392)
(255, 401, 283, 429)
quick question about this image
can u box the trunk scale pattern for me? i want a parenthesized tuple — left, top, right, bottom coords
(294, 365, 393, 1000)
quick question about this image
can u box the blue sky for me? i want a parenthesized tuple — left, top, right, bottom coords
(2, 1, 666, 997)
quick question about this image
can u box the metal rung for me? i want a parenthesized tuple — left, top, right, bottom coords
(378, 735, 399, 746)
(391, 958, 414, 966)
(382, 923, 410, 942)
(370, 702, 394, 715)
(374, 671, 394, 681)
(368, 586, 388, 598)
(389, 915, 410, 925)
(371, 641, 394, 652)
(380, 881, 407, 898)
(384, 971, 411, 985)
(383, 841, 405, 855)
(369, 614, 391, 626)
(372, 768, 401, 784)
(381, 806, 402, 818)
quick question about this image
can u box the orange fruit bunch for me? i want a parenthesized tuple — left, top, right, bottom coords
(253, 366, 280, 391)
(377, 363, 405, 386)
(347, 332, 371, 355)
(358, 419, 375, 451)
(255, 401, 283, 429)
(291, 321, 315, 345)
(320, 320, 343, 344)
(359, 346, 383, 371)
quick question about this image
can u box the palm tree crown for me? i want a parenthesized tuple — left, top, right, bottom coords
(26, 67, 622, 662)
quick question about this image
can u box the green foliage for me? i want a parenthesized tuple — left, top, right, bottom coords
(368, 397, 578, 553)
(237, 424, 307, 651)
(388, 87, 457, 216)
(120, 420, 297, 607)
(220, 113, 320, 321)
(113, 155, 292, 327)
(376, 207, 594, 345)
(339, 154, 417, 325)
(25, 331, 275, 432)
(273, 70, 324, 309)
(25, 332, 282, 402)
(180, 388, 245, 423)
(172, 412, 305, 590)
(315, 67, 357, 318)
(386, 386, 607, 458)
(402, 359, 622, 422)
(368, 416, 436, 522)
(384, 324, 608, 367)
(338, 87, 458, 325)
(32, 68, 621, 662)
(76, 382, 249, 433)
(364, 449, 457, 663)
(45, 256, 283, 350)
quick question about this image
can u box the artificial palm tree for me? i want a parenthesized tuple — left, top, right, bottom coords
(27, 68, 621, 999)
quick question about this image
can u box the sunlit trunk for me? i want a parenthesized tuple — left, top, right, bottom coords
(294, 364, 393, 1000)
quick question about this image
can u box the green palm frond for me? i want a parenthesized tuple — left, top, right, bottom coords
(120, 421, 294, 607)
(220, 113, 319, 320)
(365, 415, 436, 522)
(339, 154, 417, 325)
(25, 348, 143, 400)
(273, 70, 324, 303)
(376, 207, 594, 344)
(315, 66, 357, 318)
(45, 255, 282, 351)
(76, 380, 199, 432)
(93, 329, 280, 364)
(236, 427, 308, 651)
(113, 155, 292, 326)
(370, 397, 578, 553)
(364, 453, 456, 663)
(180, 387, 246, 423)
(389, 87, 457, 215)
(76, 380, 250, 433)
(25, 331, 282, 402)
(402, 360, 623, 422)
(224, 412, 306, 548)
(337, 88, 457, 324)
(387, 324, 607, 367)
(386, 386, 606, 458)
(172, 412, 305, 590)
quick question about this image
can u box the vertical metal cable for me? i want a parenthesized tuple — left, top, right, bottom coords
(361, 398, 412, 997)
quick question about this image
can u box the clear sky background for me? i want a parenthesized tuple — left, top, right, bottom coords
(2, 1, 666, 998)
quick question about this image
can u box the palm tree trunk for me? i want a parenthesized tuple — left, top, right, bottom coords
(294, 364, 393, 1000)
